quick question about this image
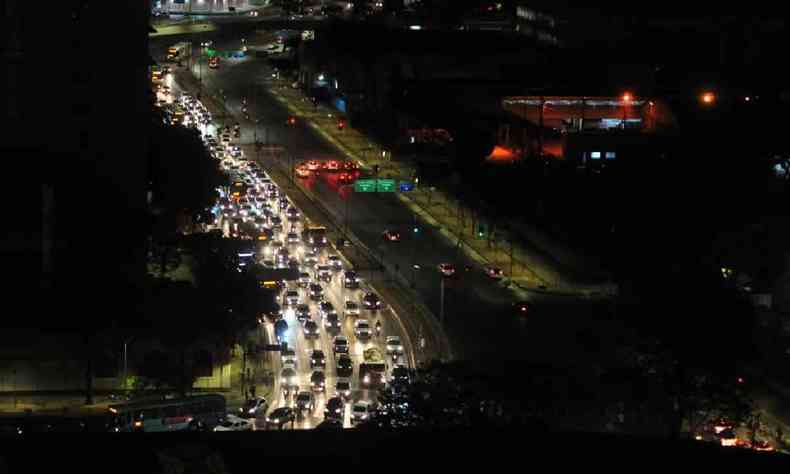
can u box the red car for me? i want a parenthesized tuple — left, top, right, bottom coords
(382, 230, 401, 242)
(295, 164, 310, 178)
(306, 160, 321, 171)
(343, 161, 358, 172)
(326, 160, 341, 172)
(338, 172, 354, 184)
(438, 263, 456, 277)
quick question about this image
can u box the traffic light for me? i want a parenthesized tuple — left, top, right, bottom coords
(337, 120, 345, 130)
(477, 224, 486, 239)
(287, 116, 296, 125)
(413, 226, 419, 234)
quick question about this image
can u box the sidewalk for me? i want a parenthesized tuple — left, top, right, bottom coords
(265, 80, 617, 298)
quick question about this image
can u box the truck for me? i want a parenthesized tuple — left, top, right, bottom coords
(167, 42, 191, 62)
(359, 347, 387, 388)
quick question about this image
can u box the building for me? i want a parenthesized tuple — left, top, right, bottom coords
(1, 0, 153, 396)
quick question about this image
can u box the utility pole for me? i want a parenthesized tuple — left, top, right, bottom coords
(538, 96, 544, 159)
(439, 276, 445, 324)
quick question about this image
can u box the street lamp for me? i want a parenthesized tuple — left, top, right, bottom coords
(621, 92, 633, 128)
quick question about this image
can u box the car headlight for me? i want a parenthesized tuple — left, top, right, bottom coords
(249, 409, 255, 414)
(363, 375, 370, 383)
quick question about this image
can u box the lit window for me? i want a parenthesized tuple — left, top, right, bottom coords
(605, 152, 616, 160)
(590, 152, 601, 160)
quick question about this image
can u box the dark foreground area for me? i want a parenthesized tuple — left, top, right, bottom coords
(0, 425, 787, 472)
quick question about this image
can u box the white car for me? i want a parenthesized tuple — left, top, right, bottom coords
(385, 336, 403, 355)
(213, 414, 253, 431)
(240, 397, 268, 417)
(351, 401, 373, 425)
(354, 319, 372, 339)
(285, 290, 300, 306)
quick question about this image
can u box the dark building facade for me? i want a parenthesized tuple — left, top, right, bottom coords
(2, 1, 152, 327)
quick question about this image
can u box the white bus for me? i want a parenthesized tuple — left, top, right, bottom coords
(107, 394, 226, 432)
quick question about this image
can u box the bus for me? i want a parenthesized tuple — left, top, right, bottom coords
(359, 347, 387, 388)
(107, 394, 226, 432)
(302, 226, 328, 247)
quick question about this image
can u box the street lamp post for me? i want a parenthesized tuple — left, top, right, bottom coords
(122, 337, 134, 391)
(440, 276, 445, 325)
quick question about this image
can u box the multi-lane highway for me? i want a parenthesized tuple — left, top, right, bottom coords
(161, 79, 413, 430)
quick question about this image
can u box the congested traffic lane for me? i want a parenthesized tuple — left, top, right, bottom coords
(173, 84, 416, 430)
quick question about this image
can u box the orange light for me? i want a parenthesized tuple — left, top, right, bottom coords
(622, 92, 633, 103)
(701, 92, 715, 104)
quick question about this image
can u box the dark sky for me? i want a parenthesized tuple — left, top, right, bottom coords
(558, 2, 785, 19)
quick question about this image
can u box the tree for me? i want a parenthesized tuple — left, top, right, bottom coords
(148, 122, 227, 235)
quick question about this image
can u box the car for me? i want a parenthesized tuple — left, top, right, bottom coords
(288, 258, 300, 270)
(327, 255, 343, 270)
(296, 304, 311, 324)
(319, 301, 336, 318)
(306, 160, 321, 171)
(285, 290, 300, 307)
(261, 259, 276, 269)
(309, 283, 324, 301)
(336, 354, 353, 378)
(286, 232, 300, 245)
(270, 216, 283, 232)
(343, 160, 358, 172)
(345, 300, 360, 317)
(281, 346, 297, 368)
(295, 390, 316, 412)
(213, 414, 253, 432)
(278, 197, 289, 210)
(286, 206, 299, 218)
(266, 407, 295, 429)
(338, 172, 354, 184)
(438, 263, 456, 276)
(382, 229, 401, 242)
(333, 335, 349, 354)
(304, 250, 319, 266)
(280, 368, 299, 392)
(298, 272, 311, 288)
(326, 160, 341, 172)
(335, 379, 352, 400)
(351, 401, 373, 425)
(239, 397, 268, 418)
(324, 313, 341, 331)
(486, 266, 504, 279)
(344, 270, 360, 289)
(391, 366, 411, 386)
(354, 319, 372, 339)
(303, 320, 320, 338)
(324, 396, 344, 420)
(513, 301, 530, 316)
(385, 336, 403, 355)
(310, 349, 326, 369)
(310, 370, 326, 392)
(361, 292, 381, 310)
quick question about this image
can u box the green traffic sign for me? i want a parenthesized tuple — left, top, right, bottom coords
(206, 48, 217, 57)
(376, 179, 396, 192)
(353, 179, 376, 192)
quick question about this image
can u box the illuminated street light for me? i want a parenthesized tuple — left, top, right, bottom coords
(622, 92, 633, 103)
(701, 92, 715, 104)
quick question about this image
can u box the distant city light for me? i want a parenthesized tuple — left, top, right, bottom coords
(701, 92, 715, 104)
(621, 92, 633, 103)
(409, 25, 422, 30)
